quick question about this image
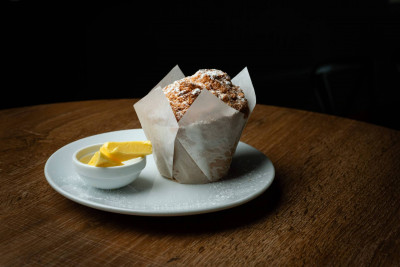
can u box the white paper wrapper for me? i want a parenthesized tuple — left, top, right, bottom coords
(134, 66, 256, 184)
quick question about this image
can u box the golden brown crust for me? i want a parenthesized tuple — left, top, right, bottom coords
(162, 69, 249, 121)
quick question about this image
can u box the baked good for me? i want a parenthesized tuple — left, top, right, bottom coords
(162, 69, 249, 121)
(134, 66, 256, 184)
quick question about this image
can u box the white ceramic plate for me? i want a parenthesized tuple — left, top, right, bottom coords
(44, 129, 275, 216)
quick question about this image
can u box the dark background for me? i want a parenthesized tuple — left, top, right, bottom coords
(3, 0, 400, 130)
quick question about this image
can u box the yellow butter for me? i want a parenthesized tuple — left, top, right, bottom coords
(88, 151, 123, 167)
(100, 141, 152, 162)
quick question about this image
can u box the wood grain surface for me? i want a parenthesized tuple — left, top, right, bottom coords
(1, 99, 399, 266)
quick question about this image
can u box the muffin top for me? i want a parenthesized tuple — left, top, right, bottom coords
(162, 69, 249, 121)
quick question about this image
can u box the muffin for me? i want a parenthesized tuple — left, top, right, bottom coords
(162, 69, 249, 121)
(134, 66, 256, 184)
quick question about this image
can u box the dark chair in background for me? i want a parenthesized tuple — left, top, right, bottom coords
(312, 59, 374, 122)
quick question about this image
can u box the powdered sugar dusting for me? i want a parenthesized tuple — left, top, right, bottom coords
(191, 88, 201, 96)
(162, 69, 249, 121)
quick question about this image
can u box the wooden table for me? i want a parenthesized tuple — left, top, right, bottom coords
(1, 99, 399, 266)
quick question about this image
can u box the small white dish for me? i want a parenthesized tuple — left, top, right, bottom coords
(45, 129, 275, 216)
(72, 143, 146, 189)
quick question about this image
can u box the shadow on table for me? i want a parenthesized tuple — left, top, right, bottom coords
(94, 175, 283, 234)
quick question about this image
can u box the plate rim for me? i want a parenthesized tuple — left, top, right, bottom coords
(44, 129, 275, 216)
